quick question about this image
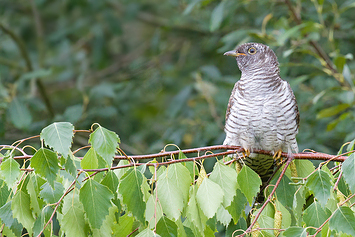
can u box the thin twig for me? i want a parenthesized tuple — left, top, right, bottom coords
(0, 23, 54, 117)
(36, 174, 79, 237)
(310, 192, 355, 237)
(154, 163, 158, 232)
(238, 156, 294, 237)
(112, 146, 348, 162)
(126, 227, 139, 237)
(333, 170, 343, 192)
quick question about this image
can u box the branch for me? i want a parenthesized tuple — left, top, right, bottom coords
(0, 23, 54, 117)
(0, 23, 32, 71)
(30, 0, 45, 67)
(112, 145, 348, 162)
(127, 227, 139, 237)
(10, 145, 349, 166)
(0, 57, 26, 70)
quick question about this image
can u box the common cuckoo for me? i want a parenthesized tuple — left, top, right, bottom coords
(223, 42, 299, 186)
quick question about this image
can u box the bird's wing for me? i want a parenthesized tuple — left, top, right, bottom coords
(280, 80, 299, 153)
(285, 81, 300, 131)
(225, 81, 239, 123)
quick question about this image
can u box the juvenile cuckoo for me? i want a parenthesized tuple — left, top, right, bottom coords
(223, 42, 299, 185)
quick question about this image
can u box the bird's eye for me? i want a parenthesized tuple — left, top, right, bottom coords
(248, 47, 257, 55)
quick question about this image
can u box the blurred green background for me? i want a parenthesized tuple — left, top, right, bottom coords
(1, 0, 355, 156)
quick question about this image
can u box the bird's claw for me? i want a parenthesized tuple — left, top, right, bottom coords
(273, 149, 283, 165)
(242, 148, 250, 158)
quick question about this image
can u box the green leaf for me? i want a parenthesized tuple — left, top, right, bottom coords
(79, 179, 113, 229)
(226, 189, 247, 224)
(63, 104, 83, 124)
(273, 174, 295, 209)
(33, 206, 52, 237)
(89, 124, 120, 166)
(166, 163, 192, 205)
(341, 154, 355, 192)
(334, 55, 346, 72)
(303, 201, 330, 235)
(61, 205, 86, 237)
(316, 103, 350, 119)
(167, 86, 192, 118)
(226, 217, 247, 236)
(26, 174, 45, 215)
(19, 68, 52, 81)
(277, 24, 304, 45)
(209, 161, 238, 207)
(340, 1, 355, 13)
(146, 195, 163, 229)
(0, 201, 23, 237)
(186, 186, 207, 232)
(210, 1, 225, 32)
(275, 200, 291, 229)
(61, 194, 86, 237)
(31, 148, 61, 188)
(156, 216, 178, 237)
(237, 165, 262, 204)
(39, 181, 64, 204)
(257, 214, 274, 236)
(283, 227, 307, 237)
(216, 205, 232, 226)
(196, 177, 223, 219)
(183, 0, 201, 15)
(40, 122, 74, 157)
(136, 228, 161, 237)
(101, 170, 119, 194)
(175, 218, 189, 237)
(0, 202, 16, 228)
(157, 171, 184, 220)
(11, 190, 35, 234)
(305, 169, 333, 206)
(293, 186, 305, 225)
(0, 179, 10, 207)
(114, 160, 130, 180)
(8, 97, 32, 129)
(113, 213, 135, 236)
(81, 147, 99, 174)
(4, 217, 22, 237)
(119, 168, 146, 223)
(93, 205, 118, 237)
(329, 206, 355, 236)
(294, 159, 314, 178)
(0, 157, 20, 187)
(65, 152, 78, 177)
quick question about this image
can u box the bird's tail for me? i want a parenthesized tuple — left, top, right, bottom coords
(239, 153, 275, 203)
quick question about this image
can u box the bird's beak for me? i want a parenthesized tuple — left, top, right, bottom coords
(223, 50, 246, 57)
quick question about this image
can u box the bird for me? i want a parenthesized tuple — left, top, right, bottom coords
(223, 42, 299, 190)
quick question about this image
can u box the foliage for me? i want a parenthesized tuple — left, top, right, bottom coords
(0, 122, 354, 236)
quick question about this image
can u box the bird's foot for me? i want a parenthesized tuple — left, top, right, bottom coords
(242, 148, 250, 158)
(273, 149, 283, 165)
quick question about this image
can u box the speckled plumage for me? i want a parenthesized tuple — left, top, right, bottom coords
(223, 42, 299, 183)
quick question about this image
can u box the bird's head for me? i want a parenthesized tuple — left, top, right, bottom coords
(224, 43, 279, 73)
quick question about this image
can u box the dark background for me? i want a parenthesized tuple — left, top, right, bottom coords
(1, 0, 355, 157)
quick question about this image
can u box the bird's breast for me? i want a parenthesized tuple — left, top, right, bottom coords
(224, 80, 285, 151)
